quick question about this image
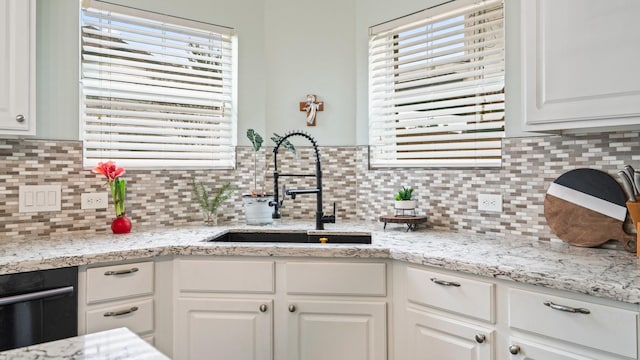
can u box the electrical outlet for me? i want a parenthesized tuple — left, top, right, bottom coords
(478, 193, 502, 212)
(81, 192, 108, 210)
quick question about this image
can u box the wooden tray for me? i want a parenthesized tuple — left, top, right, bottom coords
(544, 168, 636, 252)
(379, 214, 428, 232)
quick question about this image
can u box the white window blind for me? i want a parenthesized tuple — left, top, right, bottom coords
(368, 0, 504, 168)
(80, 0, 237, 169)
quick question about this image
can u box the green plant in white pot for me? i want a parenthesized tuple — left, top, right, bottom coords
(394, 186, 416, 211)
(244, 129, 295, 225)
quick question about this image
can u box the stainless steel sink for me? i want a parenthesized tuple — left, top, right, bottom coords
(207, 231, 371, 244)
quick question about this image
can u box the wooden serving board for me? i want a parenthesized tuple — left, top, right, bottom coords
(544, 168, 636, 252)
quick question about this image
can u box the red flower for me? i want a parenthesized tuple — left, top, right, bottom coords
(92, 161, 125, 181)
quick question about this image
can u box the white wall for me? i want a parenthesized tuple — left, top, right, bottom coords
(264, 0, 356, 146)
(36, 0, 80, 140)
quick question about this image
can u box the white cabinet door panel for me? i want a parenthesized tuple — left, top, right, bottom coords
(522, 0, 640, 131)
(0, 0, 35, 135)
(174, 298, 272, 360)
(508, 337, 626, 360)
(406, 308, 493, 360)
(287, 300, 386, 360)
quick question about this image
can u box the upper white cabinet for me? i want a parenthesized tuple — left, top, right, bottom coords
(521, 0, 640, 132)
(0, 0, 35, 135)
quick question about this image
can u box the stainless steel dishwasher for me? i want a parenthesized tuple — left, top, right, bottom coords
(0, 266, 78, 351)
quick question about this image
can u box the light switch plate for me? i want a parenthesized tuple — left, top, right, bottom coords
(19, 185, 62, 213)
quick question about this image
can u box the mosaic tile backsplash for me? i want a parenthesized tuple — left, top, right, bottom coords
(0, 131, 638, 242)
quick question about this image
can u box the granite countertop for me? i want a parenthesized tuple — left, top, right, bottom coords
(0, 328, 168, 360)
(0, 220, 639, 304)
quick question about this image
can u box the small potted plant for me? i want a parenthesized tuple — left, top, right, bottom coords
(244, 129, 295, 225)
(191, 179, 237, 226)
(394, 186, 416, 211)
(92, 161, 131, 234)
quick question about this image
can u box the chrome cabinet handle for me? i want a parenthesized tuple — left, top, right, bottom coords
(15, 114, 25, 123)
(474, 334, 486, 343)
(104, 267, 139, 276)
(543, 300, 590, 314)
(508, 345, 520, 355)
(288, 304, 296, 313)
(259, 304, 268, 313)
(104, 306, 139, 317)
(430, 277, 461, 287)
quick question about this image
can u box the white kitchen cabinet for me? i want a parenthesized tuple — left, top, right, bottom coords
(78, 260, 157, 341)
(521, 0, 640, 133)
(283, 260, 388, 360)
(396, 264, 495, 360)
(0, 0, 36, 135)
(174, 258, 276, 360)
(173, 257, 389, 360)
(286, 300, 386, 360)
(507, 337, 626, 360)
(406, 308, 493, 360)
(508, 288, 637, 360)
(395, 262, 639, 360)
(175, 298, 273, 360)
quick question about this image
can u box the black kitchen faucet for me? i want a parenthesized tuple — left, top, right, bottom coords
(270, 130, 336, 230)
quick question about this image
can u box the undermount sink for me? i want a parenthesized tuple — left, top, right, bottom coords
(207, 230, 371, 244)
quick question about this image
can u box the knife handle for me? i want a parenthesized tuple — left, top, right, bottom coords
(618, 171, 637, 202)
(624, 165, 639, 196)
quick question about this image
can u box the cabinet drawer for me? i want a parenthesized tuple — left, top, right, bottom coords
(407, 267, 494, 322)
(86, 261, 154, 304)
(86, 298, 154, 335)
(178, 259, 274, 293)
(285, 262, 386, 296)
(509, 288, 637, 359)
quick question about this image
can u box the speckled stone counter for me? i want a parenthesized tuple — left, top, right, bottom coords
(0, 328, 168, 360)
(0, 220, 639, 304)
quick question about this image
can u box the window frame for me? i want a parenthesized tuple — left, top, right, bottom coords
(368, 0, 505, 168)
(79, 0, 238, 169)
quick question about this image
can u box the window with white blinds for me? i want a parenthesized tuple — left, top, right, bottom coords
(80, 1, 237, 169)
(368, 0, 504, 168)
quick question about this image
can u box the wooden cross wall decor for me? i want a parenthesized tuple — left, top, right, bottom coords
(299, 94, 324, 126)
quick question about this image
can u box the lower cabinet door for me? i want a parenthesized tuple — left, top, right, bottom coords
(406, 308, 493, 360)
(175, 298, 273, 360)
(286, 300, 387, 360)
(507, 337, 628, 360)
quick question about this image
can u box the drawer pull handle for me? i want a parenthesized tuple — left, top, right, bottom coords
(104, 306, 139, 317)
(15, 114, 25, 123)
(508, 345, 520, 355)
(543, 300, 590, 314)
(430, 278, 461, 287)
(288, 304, 296, 313)
(474, 334, 486, 343)
(104, 267, 139, 276)
(259, 304, 268, 313)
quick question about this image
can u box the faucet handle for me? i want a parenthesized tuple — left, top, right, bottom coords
(321, 202, 337, 224)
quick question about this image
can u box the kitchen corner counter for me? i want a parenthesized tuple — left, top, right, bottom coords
(1, 221, 639, 304)
(0, 328, 168, 360)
